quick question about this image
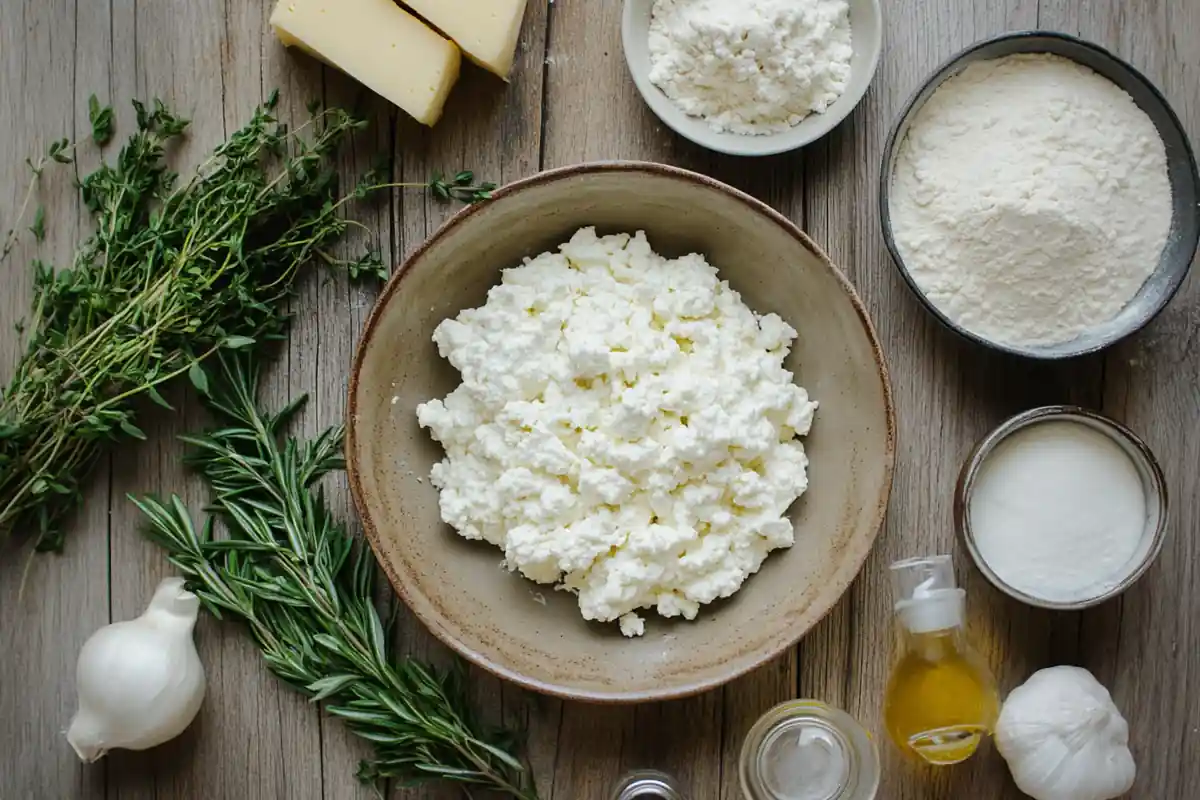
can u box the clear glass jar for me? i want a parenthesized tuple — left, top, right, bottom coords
(611, 769, 684, 800)
(739, 700, 880, 800)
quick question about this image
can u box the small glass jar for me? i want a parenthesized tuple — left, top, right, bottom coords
(611, 769, 684, 800)
(739, 700, 880, 800)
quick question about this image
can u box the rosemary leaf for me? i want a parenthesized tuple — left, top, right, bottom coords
(135, 354, 538, 800)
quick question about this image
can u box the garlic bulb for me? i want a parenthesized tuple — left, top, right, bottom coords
(995, 666, 1135, 800)
(67, 577, 206, 761)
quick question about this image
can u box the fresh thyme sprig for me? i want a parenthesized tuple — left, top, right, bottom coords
(132, 354, 537, 799)
(0, 90, 496, 552)
(428, 171, 497, 203)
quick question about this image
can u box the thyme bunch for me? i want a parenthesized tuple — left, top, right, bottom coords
(133, 355, 536, 799)
(0, 93, 493, 552)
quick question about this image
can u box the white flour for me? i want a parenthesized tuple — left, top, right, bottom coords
(889, 54, 1172, 347)
(648, 0, 852, 135)
(969, 421, 1147, 602)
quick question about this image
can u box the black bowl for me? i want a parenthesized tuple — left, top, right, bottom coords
(879, 31, 1200, 360)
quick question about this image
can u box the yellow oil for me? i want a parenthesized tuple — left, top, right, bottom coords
(883, 628, 1000, 765)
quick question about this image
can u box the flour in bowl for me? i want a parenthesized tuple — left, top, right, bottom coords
(648, 0, 853, 135)
(889, 54, 1172, 348)
(417, 228, 817, 636)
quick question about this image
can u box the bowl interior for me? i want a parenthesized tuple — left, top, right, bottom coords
(621, 0, 883, 157)
(880, 32, 1200, 359)
(349, 164, 894, 702)
(957, 407, 1168, 609)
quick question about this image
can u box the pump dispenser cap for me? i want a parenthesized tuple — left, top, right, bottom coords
(890, 555, 965, 633)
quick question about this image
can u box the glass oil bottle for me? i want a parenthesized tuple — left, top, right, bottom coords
(883, 555, 999, 766)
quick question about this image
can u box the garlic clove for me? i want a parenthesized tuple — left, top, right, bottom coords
(67, 577, 207, 762)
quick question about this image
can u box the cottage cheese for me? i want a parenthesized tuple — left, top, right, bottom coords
(417, 228, 817, 636)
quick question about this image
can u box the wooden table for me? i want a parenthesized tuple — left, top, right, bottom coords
(2, 1, 1197, 798)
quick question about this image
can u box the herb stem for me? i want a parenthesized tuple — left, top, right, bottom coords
(135, 354, 537, 799)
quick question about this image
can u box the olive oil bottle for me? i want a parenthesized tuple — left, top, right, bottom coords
(883, 555, 999, 766)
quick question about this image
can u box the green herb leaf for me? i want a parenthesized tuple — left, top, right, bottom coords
(222, 336, 256, 350)
(29, 206, 45, 242)
(118, 418, 147, 440)
(188, 362, 210, 396)
(48, 138, 72, 164)
(147, 385, 174, 410)
(88, 94, 115, 146)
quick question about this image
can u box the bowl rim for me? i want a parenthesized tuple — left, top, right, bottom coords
(619, 0, 884, 157)
(954, 404, 1170, 610)
(346, 160, 898, 703)
(878, 29, 1200, 361)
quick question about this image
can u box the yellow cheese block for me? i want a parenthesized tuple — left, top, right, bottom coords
(270, 0, 461, 126)
(400, 0, 529, 79)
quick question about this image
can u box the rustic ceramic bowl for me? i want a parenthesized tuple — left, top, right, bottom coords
(621, 0, 883, 156)
(880, 31, 1200, 360)
(347, 162, 895, 702)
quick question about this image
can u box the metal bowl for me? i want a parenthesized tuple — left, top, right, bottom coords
(880, 31, 1200, 360)
(955, 406, 1168, 610)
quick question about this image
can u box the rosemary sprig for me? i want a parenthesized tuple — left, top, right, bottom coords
(0, 93, 496, 552)
(132, 354, 537, 799)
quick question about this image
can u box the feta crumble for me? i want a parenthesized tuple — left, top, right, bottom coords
(417, 228, 817, 636)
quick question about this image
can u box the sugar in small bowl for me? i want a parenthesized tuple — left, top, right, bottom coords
(956, 407, 1168, 609)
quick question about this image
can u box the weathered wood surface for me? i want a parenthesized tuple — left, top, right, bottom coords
(1, 0, 1197, 798)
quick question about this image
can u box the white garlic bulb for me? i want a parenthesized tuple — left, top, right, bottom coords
(67, 577, 207, 762)
(995, 666, 1135, 800)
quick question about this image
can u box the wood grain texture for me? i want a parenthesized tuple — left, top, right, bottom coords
(1037, 2, 1200, 797)
(0, 0, 1196, 798)
(0, 3, 107, 799)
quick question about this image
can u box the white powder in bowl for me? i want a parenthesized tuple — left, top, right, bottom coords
(889, 54, 1172, 348)
(647, 0, 853, 135)
(968, 420, 1147, 603)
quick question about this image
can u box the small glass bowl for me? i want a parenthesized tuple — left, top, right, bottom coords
(739, 700, 880, 800)
(955, 406, 1169, 610)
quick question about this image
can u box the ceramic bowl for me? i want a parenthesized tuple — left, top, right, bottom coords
(347, 162, 895, 702)
(880, 31, 1200, 360)
(956, 406, 1169, 610)
(621, 0, 883, 157)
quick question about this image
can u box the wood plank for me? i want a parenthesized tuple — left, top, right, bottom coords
(805, 0, 1115, 797)
(540, 4, 811, 799)
(0, 2, 106, 798)
(104, 2, 323, 798)
(388, 3, 554, 796)
(1038, 0, 1200, 796)
(240, 1, 395, 795)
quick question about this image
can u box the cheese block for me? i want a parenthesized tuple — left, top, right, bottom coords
(270, 0, 460, 126)
(400, 0, 528, 79)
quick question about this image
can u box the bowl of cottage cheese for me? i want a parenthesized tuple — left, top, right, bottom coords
(347, 162, 894, 702)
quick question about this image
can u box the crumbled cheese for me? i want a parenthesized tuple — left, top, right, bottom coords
(417, 228, 817, 636)
(619, 612, 646, 637)
(648, 0, 853, 135)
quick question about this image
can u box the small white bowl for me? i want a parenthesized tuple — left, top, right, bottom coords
(621, 0, 883, 157)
